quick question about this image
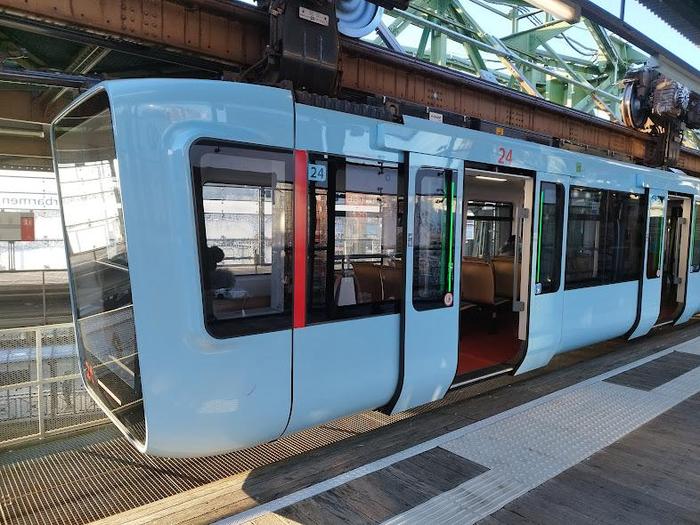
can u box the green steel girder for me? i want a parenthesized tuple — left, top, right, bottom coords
(368, 0, 648, 122)
(367, 0, 698, 151)
(500, 19, 572, 54)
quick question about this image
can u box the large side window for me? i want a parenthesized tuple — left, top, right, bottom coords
(535, 182, 564, 294)
(413, 168, 456, 310)
(691, 201, 700, 273)
(647, 195, 665, 279)
(565, 186, 646, 289)
(191, 141, 294, 338)
(607, 191, 646, 282)
(463, 201, 513, 259)
(307, 155, 404, 323)
(565, 187, 604, 287)
(54, 90, 145, 445)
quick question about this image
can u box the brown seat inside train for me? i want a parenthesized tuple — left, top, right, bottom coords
(492, 256, 516, 299)
(351, 262, 403, 303)
(461, 256, 516, 308)
(352, 262, 383, 303)
(381, 265, 402, 300)
(460, 257, 495, 306)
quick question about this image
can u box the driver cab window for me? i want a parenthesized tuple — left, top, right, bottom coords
(191, 141, 294, 338)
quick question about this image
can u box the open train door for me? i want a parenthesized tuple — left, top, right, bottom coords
(629, 190, 667, 338)
(508, 172, 557, 375)
(389, 153, 463, 414)
(676, 197, 700, 325)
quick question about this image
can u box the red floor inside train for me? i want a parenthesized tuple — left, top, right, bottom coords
(457, 307, 521, 376)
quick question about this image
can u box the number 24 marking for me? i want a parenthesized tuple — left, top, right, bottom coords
(498, 147, 513, 165)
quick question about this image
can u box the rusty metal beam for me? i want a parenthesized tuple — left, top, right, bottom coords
(0, 0, 266, 68)
(341, 39, 649, 161)
(0, 0, 699, 175)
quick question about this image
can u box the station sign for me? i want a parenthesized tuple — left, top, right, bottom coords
(0, 192, 60, 211)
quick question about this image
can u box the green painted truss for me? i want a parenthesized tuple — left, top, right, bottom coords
(367, 0, 700, 147)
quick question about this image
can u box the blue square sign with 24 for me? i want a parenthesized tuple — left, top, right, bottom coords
(308, 162, 328, 182)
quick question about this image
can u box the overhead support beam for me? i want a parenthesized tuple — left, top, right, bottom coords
(578, 0, 700, 81)
(0, 1, 261, 73)
(38, 45, 111, 116)
(539, 41, 619, 122)
(0, 66, 96, 89)
(376, 23, 404, 53)
(396, 9, 626, 103)
(0, 0, 698, 175)
(0, 29, 47, 68)
(341, 38, 700, 176)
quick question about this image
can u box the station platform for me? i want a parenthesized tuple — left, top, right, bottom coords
(3, 322, 700, 525)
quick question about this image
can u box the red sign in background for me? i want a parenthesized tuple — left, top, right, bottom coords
(20, 216, 35, 241)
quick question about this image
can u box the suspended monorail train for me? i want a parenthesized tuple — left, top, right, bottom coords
(52, 79, 700, 456)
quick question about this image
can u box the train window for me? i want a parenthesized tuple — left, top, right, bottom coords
(565, 187, 604, 288)
(646, 195, 665, 279)
(413, 168, 456, 310)
(607, 191, 646, 282)
(565, 187, 646, 289)
(54, 90, 145, 444)
(307, 155, 404, 323)
(191, 141, 294, 338)
(535, 183, 564, 294)
(691, 202, 700, 273)
(463, 201, 513, 259)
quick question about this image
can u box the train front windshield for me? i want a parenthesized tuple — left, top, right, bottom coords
(53, 91, 146, 445)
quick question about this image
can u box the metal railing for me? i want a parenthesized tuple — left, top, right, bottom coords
(0, 322, 106, 448)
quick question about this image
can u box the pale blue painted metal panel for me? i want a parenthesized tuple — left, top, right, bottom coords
(391, 152, 463, 414)
(100, 79, 295, 456)
(677, 271, 700, 324)
(517, 172, 569, 374)
(287, 103, 401, 434)
(377, 117, 700, 197)
(560, 282, 639, 352)
(285, 315, 400, 434)
(296, 104, 401, 163)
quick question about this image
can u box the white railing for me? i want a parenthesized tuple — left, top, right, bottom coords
(0, 322, 107, 447)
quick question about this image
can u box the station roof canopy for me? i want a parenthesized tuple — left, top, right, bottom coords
(636, 0, 700, 46)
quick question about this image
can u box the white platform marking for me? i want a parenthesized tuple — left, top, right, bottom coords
(215, 338, 700, 525)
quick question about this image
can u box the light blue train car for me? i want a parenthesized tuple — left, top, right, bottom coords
(51, 79, 700, 456)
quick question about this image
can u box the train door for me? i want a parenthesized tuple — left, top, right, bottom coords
(676, 198, 700, 325)
(657, 194, 692, 325)
(286, 109, 405, 433)
(455, 169, 534, 380)
(389, 153, 463, 413)
(630, 190, 667, 338)
(516, 173, 566, 374)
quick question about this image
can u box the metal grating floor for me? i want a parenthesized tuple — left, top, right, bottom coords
(1, 327, 696, 525)
(0, 379, 487, 525)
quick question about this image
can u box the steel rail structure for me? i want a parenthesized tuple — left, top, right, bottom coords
(0, 0, 698, 174)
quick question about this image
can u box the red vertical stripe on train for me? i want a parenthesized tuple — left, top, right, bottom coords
(293, 150, 308, 329)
